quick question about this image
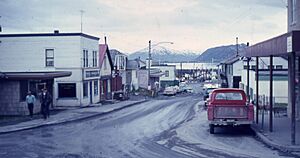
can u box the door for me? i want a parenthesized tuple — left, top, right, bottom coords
(89, 81, 93, 104)
(233, 76, 241, 88)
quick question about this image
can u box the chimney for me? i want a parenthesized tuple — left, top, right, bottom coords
(104, 36, 107, 45)
(54, 30, 59, 34)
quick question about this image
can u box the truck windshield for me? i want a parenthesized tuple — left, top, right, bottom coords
(215, 92, 243, 100)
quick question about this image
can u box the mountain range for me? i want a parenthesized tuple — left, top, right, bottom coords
(128, 46, 200, 62)
(122, 44, 247, 63)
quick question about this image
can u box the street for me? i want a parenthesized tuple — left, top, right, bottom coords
(0, 83, 294, 158)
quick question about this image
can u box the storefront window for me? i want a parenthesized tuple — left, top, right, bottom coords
(83, 82, 88, 97)
(94, 81, 98, 95)
(58, 83, 76, 98)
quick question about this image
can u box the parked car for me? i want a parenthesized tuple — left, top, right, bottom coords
(207, 88, 254, 134)
(185, 86, 194, 93)
(163, 86, 177, 96)
(203, 87, 217, 107)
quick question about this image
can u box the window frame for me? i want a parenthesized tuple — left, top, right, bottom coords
(45, 49, 54, 67)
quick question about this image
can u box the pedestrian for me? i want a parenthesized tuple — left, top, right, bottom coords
(26, 91, 35, 118)
(40, 88, 52, 120)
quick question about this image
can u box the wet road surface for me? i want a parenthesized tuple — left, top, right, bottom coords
(0, 84, 295, 158)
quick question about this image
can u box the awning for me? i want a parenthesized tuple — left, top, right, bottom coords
(150, 72, 165, 77)
(0, 71, 72, 80)
(245, 31, 300, 57)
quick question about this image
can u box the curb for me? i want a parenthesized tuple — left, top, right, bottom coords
(252, 127, 300, 152)
(0, 100, 148, 135)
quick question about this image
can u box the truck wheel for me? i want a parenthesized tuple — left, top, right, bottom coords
(209, 124, 215, 134)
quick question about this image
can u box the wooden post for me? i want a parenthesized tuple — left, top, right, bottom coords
(247, 58, 250, 100)
(269, 55, 273, 132)
(290, 51, 296, 145)
(256, 57, 259, 124)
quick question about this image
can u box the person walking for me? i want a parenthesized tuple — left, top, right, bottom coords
(40, 88, 52, 120)
(26, 91, 35, 118)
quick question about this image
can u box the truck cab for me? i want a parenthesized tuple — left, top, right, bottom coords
(207, 88, 254, 134)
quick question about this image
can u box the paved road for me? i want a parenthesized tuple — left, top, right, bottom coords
(0, 83, 294, 158)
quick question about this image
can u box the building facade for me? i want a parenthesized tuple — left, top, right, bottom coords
(0, 32, 101, 110)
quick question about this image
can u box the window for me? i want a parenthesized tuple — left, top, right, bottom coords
(58, 83, 76, 98)
(243, 65, 248, 69)
(104, 56, 107, 70)
(276, 65, 283, 69)
(267, 65, 275, 69)
(83, 50, 88, 67)
(45, 49, 54, 67)
(251, 65, 256, 70)
(215, 92, 243, 100)
(107, 80, 111, 92)
(165, 70, 169, 77)
(94, 81, 98, 95)
(83, 82, 88, 97)
(92, 51, 97, 67)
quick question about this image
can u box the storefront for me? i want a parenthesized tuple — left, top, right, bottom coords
(0, 71, 71, 115)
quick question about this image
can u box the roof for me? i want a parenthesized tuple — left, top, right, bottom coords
(110, 49, 127, 65)
(213, 88, 245, 93)
(0, 71, 72, 80)
(0, 32, 100, 41)
(99, 44, 113, 70)
(245, 31, 300, 57)
(127, 60, 138, 70)
(220, 55, 240, 65)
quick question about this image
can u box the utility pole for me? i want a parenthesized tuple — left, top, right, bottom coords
(80, 10, 85, 33)
(0, 16, 2, 32)
(148, 40, 151, 90)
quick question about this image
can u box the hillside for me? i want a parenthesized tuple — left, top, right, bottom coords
(195, 44, 247, 63)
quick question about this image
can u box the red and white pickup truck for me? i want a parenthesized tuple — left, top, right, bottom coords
(207, 88, 254, 134)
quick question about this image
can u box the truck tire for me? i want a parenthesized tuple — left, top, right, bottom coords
(209, 124, 215, 134)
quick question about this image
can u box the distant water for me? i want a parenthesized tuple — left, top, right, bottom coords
(165, 62, 219, 70)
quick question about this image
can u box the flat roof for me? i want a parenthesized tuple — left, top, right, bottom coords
(0, 71, 72, 80)
(0, 32, 100, 41)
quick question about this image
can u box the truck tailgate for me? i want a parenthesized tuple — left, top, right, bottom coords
(214, 105, 248, 119)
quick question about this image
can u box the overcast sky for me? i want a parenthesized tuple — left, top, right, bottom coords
(0, 0, 287, 53)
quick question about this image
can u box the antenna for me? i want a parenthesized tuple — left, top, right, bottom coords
(236, 37, 239, 56)
(80, 10, 85, 33)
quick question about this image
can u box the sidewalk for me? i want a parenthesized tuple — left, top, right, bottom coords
(251, 112, 300, 152)
(0, 99, 147, 134)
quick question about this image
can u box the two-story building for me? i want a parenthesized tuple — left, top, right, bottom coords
(0, 31, 102, 115)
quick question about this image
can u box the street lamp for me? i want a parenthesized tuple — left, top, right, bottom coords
(148, 40, 174, 91)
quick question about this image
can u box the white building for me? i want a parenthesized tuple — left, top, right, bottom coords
(0, 32, 101, 110)
(240, 57, 288, 104)
(220, 56, 243, 88)
(151, 64, 177, 89)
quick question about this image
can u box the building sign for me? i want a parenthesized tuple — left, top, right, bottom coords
(287, 36, 292, 53)
(84, 70, 100, 80)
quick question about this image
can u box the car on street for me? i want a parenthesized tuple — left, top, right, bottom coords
(163, 86, 177, 96)
(207, 88, 254, 134)
(203, 87, 217, 107)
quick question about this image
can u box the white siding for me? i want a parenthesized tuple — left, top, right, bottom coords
(0, 35, 100, 106)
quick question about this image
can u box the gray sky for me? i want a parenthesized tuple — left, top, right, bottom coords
(0, 0, 287, 53)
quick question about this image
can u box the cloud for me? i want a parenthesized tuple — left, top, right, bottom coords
(0, 0, 287, 53)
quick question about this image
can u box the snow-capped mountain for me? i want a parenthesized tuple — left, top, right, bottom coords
(128, 46, 200, 62)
